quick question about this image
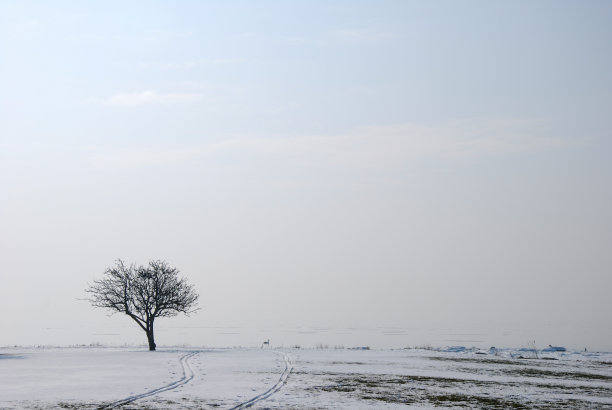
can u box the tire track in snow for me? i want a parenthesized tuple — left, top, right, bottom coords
(230, 351, 293, 409)
(99, 350, 199, 409)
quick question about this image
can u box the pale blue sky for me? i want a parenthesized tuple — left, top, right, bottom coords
(1, 1, 611, 349)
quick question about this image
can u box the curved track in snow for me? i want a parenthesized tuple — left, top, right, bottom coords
(230, 351, 293, 410)
(99, 350, 199, 409)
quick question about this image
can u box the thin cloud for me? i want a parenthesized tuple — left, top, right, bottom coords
(139, 58, 246, 71)
(105, 91, 202, 106)
(199, 120, 567, 166)
(281, 27, 393, 47)
(7, 19, 40, 37)
(328, 28, 393, 44)
(211, 58, 246, 64)
(91, 118, 571, 168)
(81, 96, 100, 104)
(140, 61, 200, 70)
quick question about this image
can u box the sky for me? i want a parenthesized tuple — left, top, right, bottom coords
(1, 1, 611, 350)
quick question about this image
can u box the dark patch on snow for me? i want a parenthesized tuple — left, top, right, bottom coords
(0, 354, 26, 360)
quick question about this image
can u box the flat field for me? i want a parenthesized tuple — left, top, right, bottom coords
(1, 347, 611, 409)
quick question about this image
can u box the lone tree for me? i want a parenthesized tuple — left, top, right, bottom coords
(86, 259, 199, 351)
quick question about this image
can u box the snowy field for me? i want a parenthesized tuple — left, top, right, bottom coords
(1, 346, 612, 409)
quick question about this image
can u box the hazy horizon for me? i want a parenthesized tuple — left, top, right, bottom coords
(1, 1, 611, 351)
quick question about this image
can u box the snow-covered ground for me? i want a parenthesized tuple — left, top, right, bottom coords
(1, 346, 611, 409)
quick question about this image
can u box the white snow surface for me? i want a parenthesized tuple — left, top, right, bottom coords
(1, 346, 612, 409)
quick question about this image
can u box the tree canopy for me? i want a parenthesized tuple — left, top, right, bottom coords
(86, 259, 199, 350)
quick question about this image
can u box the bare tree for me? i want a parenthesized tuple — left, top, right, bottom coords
(86, 259, 199, 351)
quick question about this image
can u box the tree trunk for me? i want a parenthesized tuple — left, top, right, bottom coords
(146, 328, 156, 351)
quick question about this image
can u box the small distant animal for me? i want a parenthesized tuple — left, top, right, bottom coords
(261, 339, 270, 349)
